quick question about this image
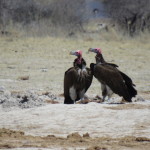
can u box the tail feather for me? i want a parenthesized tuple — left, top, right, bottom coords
(120, 71, 137, 98)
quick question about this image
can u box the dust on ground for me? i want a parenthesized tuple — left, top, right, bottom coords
(0, 128, 150, 150)
(105, 103, 150, 110)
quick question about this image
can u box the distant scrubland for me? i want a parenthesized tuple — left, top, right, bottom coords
(0, 0, 150, 37)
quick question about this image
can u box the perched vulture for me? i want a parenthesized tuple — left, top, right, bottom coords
(64, 50, 93, 104)
(88, 48, 137, 102)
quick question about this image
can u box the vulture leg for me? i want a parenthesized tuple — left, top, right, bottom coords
(101, 84, 113, 101)
(64, 96, 74, 104)
(101, 84, 107, 101)
(69, 86, 77, 104)
(79, 89, 85, 102)
(106, 85, 113, 101)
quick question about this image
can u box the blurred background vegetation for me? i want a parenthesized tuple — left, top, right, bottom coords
(0, 0, 150, 38)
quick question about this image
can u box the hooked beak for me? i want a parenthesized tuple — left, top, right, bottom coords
(70, 51, 76, 56)
(88, 48, 95, 53)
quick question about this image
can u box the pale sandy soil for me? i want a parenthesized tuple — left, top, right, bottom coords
(0, 35, 150, 149)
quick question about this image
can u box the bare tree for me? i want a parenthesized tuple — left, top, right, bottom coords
(0, 0, 12, 33)
(103, 0, 150, 36)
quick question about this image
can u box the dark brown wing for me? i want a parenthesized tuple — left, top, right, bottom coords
(84, 67, 93, 92)
(101, 63, 137, 98)
(106, 62, 137, 97)
(64, 67, 77, 96)
(64, 67, 93, 103)
(93, 64, 132, 102)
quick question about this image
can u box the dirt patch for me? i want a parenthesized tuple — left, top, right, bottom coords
(140, 92, 150, 100)
(45, 99, 59, 104)
(0, 88, 61, 110)
(87, 146, 108, 150)
(0, 128, 150, 150)
(76, 99, 103, 104)
(105, 103, 150, 110)
(17, 75, 30, 81)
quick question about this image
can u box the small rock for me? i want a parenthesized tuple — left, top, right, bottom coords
(86, 146, 108, 150)
(41, 68, 48, 72)
(136, 137, 150, 142)
(132, 95, 145, 102)
(19, 96, 29, 103)
(47, 135, 55, 138)
(0, 86, 5, 92)
(67, 132, 82, 139)
(18, 76, 29, 80)
(4, 90, 11, 99)
(83, 133, 90, 138)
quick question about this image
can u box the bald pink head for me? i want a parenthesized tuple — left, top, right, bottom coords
(70, 50, 83, 65)
(95, 48, 102, 54)
(70, 50, 82, 57)
(76, 50, 82, 56)
(88, 48, 102, 54)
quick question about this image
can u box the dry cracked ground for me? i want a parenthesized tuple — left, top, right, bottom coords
(0, 35, 150, 150)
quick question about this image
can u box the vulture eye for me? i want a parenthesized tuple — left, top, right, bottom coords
(76, 52, 79, 56)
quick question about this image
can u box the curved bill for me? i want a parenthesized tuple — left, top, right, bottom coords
(88, 48, 95, 53)
(70, 51, 76, 55)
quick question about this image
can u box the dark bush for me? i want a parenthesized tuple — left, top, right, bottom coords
(0, 0, 86, 34)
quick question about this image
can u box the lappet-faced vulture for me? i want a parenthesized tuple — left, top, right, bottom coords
(88, 48, 137, 102)
(64, 50, 93, 104)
